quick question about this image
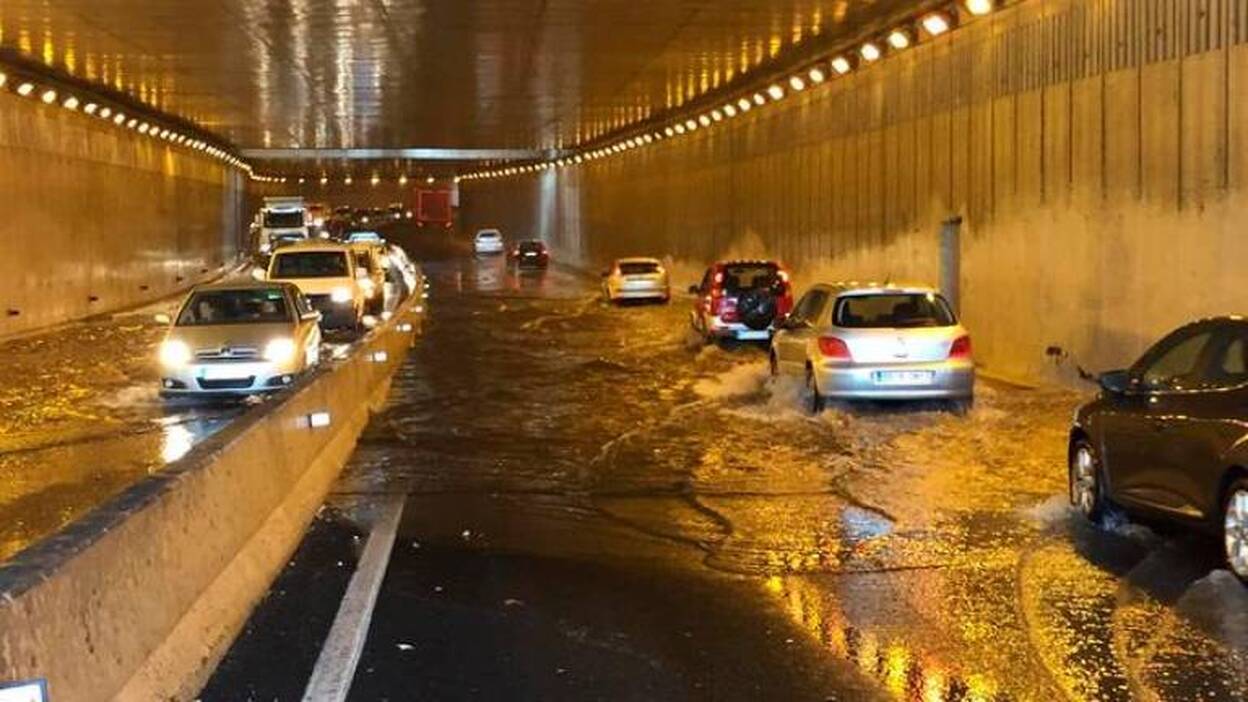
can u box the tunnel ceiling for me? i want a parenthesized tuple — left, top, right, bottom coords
(2, 0, 924, 152)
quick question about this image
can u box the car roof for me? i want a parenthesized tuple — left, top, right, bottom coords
(271, 241, 353, 254)
(616, 257, 661, 264)
(192, 280, 295, 293)
(475, 228, 501, 235)
(827, 282, 942, 296)
(715, 259, 781, 267)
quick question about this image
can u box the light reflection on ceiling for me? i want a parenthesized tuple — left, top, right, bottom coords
(0, 0, 924, 150)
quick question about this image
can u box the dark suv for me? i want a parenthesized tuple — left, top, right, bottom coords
(1070, 316, 1248, 581)
(688, 260, 793, 342)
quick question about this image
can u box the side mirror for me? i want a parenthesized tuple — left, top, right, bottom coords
(154, 313, 172, 325)
(251, 267, 267, 281)
(687, 284, 700, 295)
(1098, 369, 1132, 394)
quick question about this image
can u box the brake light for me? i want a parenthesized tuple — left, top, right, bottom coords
(714, 296, 739, 322)
(818, 337, 852, 360)
(949, 335, 972, 360)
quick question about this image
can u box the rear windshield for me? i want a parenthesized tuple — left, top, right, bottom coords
(177, 289, 290, 326)
(272, 251, 349, 278)
(720, 263, 779, 292)
(834, 293, 956, 328)
(263, 210, 303, 228)
(519, 241, 545, 252)
(620, 262, 660, 275)
(477, 231, 501, 240)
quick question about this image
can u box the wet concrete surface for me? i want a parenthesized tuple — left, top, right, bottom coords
(220, 252, 1248, 701)
(0, 306, 244, 561)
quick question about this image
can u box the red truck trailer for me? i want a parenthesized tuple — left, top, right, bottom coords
(416, 189, 453, 228)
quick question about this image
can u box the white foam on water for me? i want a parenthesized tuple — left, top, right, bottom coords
(96, 384, 160, 408)
(1178, 570, 1248, 648)
(1021, 494, 1074, 527)
(693, 361, 768, 400)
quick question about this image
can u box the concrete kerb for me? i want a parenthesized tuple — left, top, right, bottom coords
(0, 296, 420, 701)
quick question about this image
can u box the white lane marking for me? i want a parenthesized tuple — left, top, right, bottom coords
(302, 494, 406, 702)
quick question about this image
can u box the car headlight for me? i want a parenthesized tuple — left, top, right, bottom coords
(331, 286, 353, 303)
(159, 340, 192, 367)
(264, 338, 297, 363)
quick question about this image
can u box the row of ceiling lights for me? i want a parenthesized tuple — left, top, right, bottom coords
(0, 66, 260, 179)
(459, 0, 995, 183)
(254, 173, 442, 186)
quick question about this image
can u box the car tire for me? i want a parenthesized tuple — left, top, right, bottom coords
(1222, 479, 1248, 583)
(805, 366, 824, 415)
(1069, 439, 1108, 523)
(949, 396, 974, 416)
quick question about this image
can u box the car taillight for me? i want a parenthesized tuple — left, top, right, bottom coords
(949, 335, 972, 360)
(714, 295, 738, 321)
(818, 337, 852, 360)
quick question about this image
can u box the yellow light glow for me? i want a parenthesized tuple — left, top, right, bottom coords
(737, 97, 752, 111)
(698, 114, 711, 127)
(861, 42, 882, 62)
(809, 67, 826, 83)
(83, 102, 97, 114)
(752, 92, 766, 106)
(789, 75, 806, 91)
(674, 123, 686, 134)
(684, 118, 697, 131)
(922, 13, 951, 36)
(888, 30, 911, 50)
(965, 0, 993, 15)
(0, 73, 6, 88)
(399, 174, 408, 185)
(711, 109, 723, 121)
(767, 84, 785, 100)
(62, 95, 79, 110)
(15, 82, 34, 96)
(831, 56, 852, 74)
(723, 104, 737, 117)
(39, 89, 56, 104)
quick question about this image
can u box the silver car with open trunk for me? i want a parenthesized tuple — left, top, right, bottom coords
(770, 283, 974, 412)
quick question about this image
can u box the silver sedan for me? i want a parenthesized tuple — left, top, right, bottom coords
(770, 284, 974, 413)
(602, 257, 670, 303)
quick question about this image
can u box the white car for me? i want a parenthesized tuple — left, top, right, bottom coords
(602, 258, 670, 303)
(265, 242, 368, 330)
(474, 229, 505, 255)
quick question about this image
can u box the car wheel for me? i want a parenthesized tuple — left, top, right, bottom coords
(805, 366, 824, 415)
(949, 396, 974, 416)
(1069, 440, 1107, 522)
(1223, 480, 1248, 582)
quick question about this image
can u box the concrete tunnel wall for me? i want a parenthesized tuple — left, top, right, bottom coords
(0, 89, 250, 338)
(461, 0, 1248, 384)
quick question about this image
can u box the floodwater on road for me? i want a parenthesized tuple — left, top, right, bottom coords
(223, 251, 1248, 701)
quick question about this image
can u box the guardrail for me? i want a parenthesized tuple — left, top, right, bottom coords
(0, 296, 422, 701)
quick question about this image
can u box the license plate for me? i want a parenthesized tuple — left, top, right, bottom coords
(874, 370, 935, 386)
(736, 330, 770, 341)
(202, 365, 252, 380)
(524, 252, 537, 257)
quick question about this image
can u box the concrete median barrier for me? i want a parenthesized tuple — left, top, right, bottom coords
(0, 299, 421, 701)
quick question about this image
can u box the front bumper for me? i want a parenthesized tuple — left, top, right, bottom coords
(814, 359, 974, 399)
(160, 360, 301, 396)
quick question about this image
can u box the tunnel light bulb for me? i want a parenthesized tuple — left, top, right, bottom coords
(127, 118, 138, 129)
(767, 84, 785, 100)
(789, 75, 806, 91)
(62, 96, 79, 110)
(320, 175, 328, 185)
(809, 67, 826, 84)
(138, 123, 150, 134)
(15, 82, 34, 97)
(398, 174, 408, 185)
(99, 106, 112, 119)
(752, 92, 766, 106)
(698, 114, 711, 127)
(113, 113, 126, 125)
(673, 124, 685, 135)
(643, 134, 653, 143)
(711, 109, 723, 121)
(964, 0, 993, 16)
(0, 72, 6, 88)
(83, 102, 98, 115)
(160, 129, 169, 139)
(723, 104, 737, 118)
(370, 175, 380, 186)
(831, 56, 852, 74)
(737, 97, 752, 112)
(344, 175, 353, 185)
(922, 12, 951, 35)
(684, 119, 698, 131)
(425, 175, 434, 184)
(664, 126, 675, 137)
(40, 89, 57, 104)
(860, 42, 881, 62)
(888, 29, 911, 50)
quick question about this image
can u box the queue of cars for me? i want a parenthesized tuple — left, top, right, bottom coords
(157, 217, 422, 400)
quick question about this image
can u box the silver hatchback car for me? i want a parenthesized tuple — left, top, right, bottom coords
(770, 283, 974, 412)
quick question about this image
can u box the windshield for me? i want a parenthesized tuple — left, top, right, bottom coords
(519, 241, 545, 253)
(720, 263, 779, 292)
(263, 210, 304, 228)
(834, 293, 956, 328)
(477, 231, 500, 240)
(620, 262, 660, 275)
(272, 251, 349, 278)
(176, 289, 291, 326)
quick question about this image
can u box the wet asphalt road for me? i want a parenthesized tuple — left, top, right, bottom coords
(213, 251, 1248, 701)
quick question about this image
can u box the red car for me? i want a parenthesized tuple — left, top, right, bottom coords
(688, 260, 793, 342)
(509, 239, 550, 268)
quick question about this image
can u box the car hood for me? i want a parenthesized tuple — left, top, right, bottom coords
(166, 322, 297, 352)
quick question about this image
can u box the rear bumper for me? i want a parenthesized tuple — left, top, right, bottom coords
(814, 360, 974, 399)
(611, 285, 668, 300)
(705, 316, 772, 341)
(474, 243, 504, 254)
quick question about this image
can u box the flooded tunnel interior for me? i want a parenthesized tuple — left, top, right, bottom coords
(4, 0, 1248, 700)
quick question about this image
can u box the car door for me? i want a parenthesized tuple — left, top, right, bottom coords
(1101, 323, 1219, 512)
(776, 289, 827, 371)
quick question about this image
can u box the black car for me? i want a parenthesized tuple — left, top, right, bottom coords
(1070, 316, 1248, 580)
(509, 240, 549, 268)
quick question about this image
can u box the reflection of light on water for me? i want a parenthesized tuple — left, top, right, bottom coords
(161, 423, 195, 463)
(762, 575, 1000, 702)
